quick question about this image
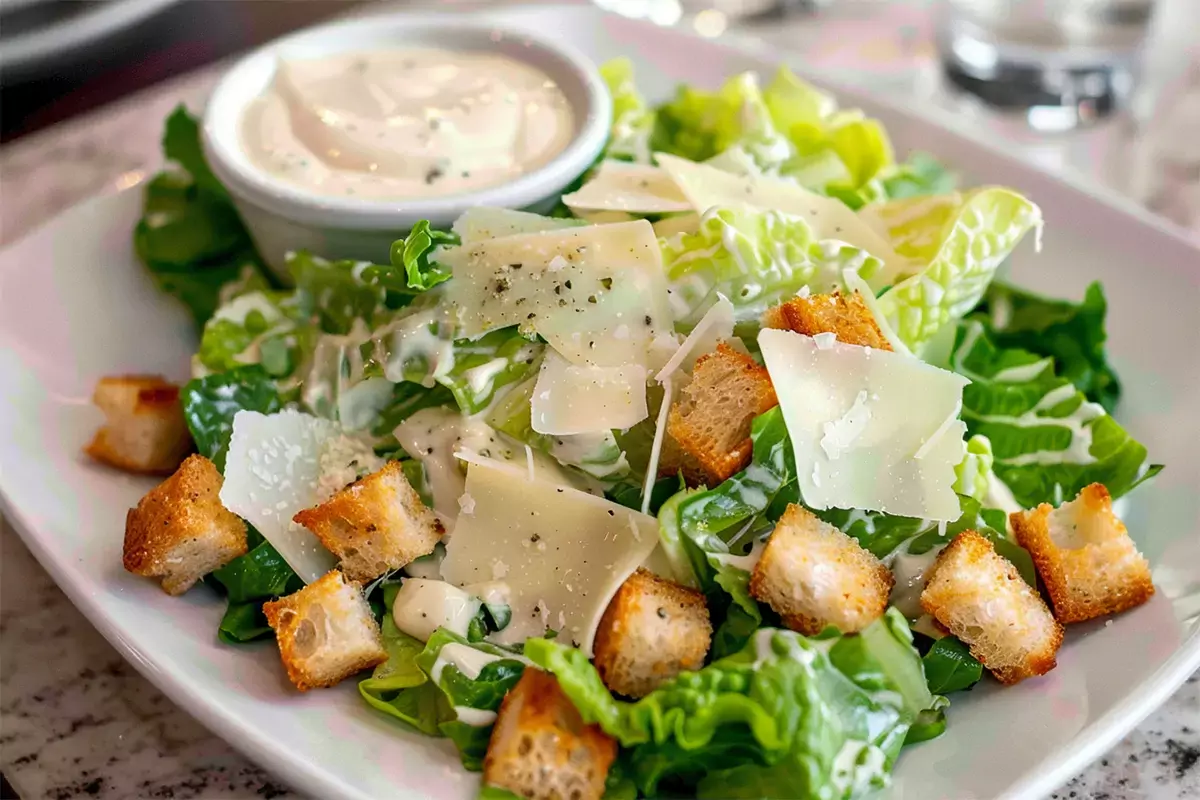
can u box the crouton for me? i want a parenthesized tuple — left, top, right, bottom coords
(658, 343, 778, 486)
(85, 375, 193, 474)
(593, 568, 712, 698)
(484, 668, 616, 800)
(763, 291, 892, 351)
(293, 461, 442, 582)
(1011, 483, 1154, 624)
(749, 504, 892, 635)
(123, 454, 248, 595)
(262, 569, 387, 691)
(921, 530, 1063, 685)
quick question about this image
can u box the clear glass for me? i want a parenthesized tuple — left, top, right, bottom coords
(937, 0, 1160, 129)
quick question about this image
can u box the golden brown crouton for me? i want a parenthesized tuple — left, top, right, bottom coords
(762, 291, 892, 351)
(123, 454, 248, 595)
(921, 531, 1063, 685)
(85, 375, 193, 474)
(262, 570, 387, 691)
(1011, 483, 1154, 624)
(749, 504, 893, 635)
(658, 343, 778, 487)
(293, 461, 442, 582)
(593, 569, 712, 698)
(484, 669, 616, 800)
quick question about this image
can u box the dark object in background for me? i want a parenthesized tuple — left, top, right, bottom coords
(0, 0, 362, 143)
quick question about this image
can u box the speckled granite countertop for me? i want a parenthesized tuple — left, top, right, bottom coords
(1, 7, 1199, 799)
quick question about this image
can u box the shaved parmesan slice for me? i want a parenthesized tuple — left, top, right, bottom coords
(574, 210, 639, 225)
(452, 207, 584, 245)
(758, 328, 968, 521)
(562, 161, 692, 213)
(220, 409, 381, 582)
(655, 153, 906, 284)
(441, 458, 660, 655)
(531, 350, 648, 435)
(439, 221, 672, 368)
(655, 295, 735, 382)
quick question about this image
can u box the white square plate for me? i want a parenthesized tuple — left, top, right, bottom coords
(1, 5, 1198, 799)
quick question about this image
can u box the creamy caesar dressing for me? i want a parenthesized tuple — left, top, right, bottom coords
(887, 545, 946, 619)
(391, 578, 481, 641)
(241, 48, 576, 199)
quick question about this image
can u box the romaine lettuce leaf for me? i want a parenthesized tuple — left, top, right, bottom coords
(526, 612, 935, 798)
(181, 365, 283, 472)
(663, 406, 795, 595)
(288, 251, 391, 335)
(880, 152, 957, 200)
(660, 205, 880, 323)
(388, 220, 457, 292)
(973, 281, 1120, 413)
(873, 189, 1042, 353)
(953, 434, 994, 504)
(359, 597, 446, 735)
(195, 290, 309, 378)
(134, 107, 269, 328)
(600, 58, 656, 164)
(440, 328, 541, 416)
(208, 527, 303, 645)
(952, 319, 1160, 508)
(921, 636, 982, 694)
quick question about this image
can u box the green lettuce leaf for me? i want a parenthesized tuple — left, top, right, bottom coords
(134, 107, 269, 328)
(195, 290, 310, 378)
(209, 527, 302, 645)
(388, 220, 457, 292)
(874, 188, 1042, 353)
(952, 319, 1160, 507)
(359, 584, 446, 735)
(664, 406, 794, 596)
(660, 205, 880, 323)
(953, 434, 994, 504)
(526, 613, 935, 798)
(288, 252, 392, 335)
(439, 328, 541, 416)
(880, 152, 957, 200)
(181, 365, 282, 471)
(922, 637, 983, 694)
(973, 281, 1120, 413)
(600, 58, 656, 164)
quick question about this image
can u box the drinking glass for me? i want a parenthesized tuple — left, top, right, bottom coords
(937, 0, 1160, 130)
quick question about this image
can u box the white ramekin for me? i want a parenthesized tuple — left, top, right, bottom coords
(202, 12, 611, 281)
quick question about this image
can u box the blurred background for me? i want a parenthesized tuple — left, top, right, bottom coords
(0, 0, 1197, 230)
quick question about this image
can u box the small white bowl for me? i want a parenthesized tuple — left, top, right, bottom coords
(203, 12, 611, 280)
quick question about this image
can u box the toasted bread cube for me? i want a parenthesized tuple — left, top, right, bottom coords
(484, 669, 616, 800)
(85, 375, 193, 474)
(123, 454, 248, 595)
(659, 343, 778, 486)
(1011, 483, 1154, 624)
(593, 568, 712, 698)
(749, 504, 893, 635)
(262, 570, 387, 691)
(293, 461, 442, 582)
(921, 531, 1063, 685)
(763, 291, 892, 351)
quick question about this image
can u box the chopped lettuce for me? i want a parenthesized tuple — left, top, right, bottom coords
(881, 152, 957, 200)
(600, 58, 656, 164)
(134, 107, 269, 328)
(953, 434, 994, 504)
(181, 365, 283, 472)
(973, 281, 1121, 413)
(440, 328, 541, 416)
(874, 189, 1042, 353)
(388, 220, 457, 292)
(207, 527, 303, 645)
(921, 637, 983, 694)
(526, 611, 937, 798)
(361, 597, 528, 770)
(660, 205, 880, 323)
(952, 319, 1160, 508)
(288, 252, 392, 335)
(195, 290, 309, 378)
